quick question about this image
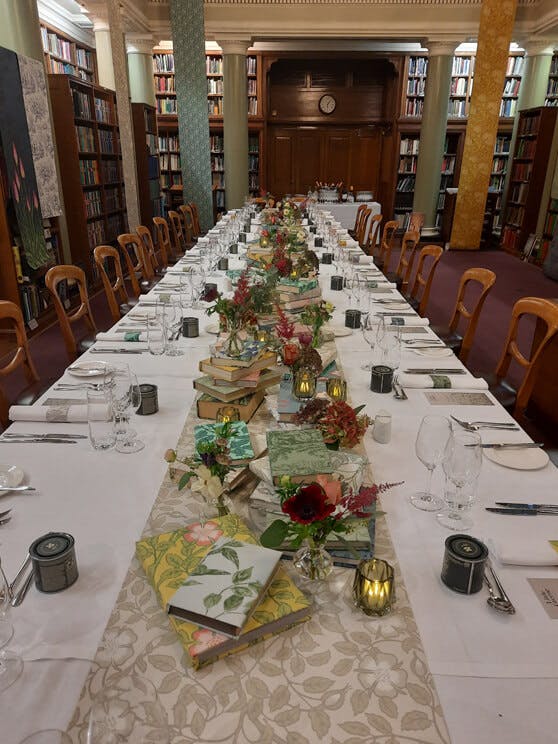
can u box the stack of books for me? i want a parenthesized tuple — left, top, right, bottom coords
(266, 428, 334, 485)
(276, 277, 321, 314)
(194, 347, 281, 421)
(136, 514, 312, 669)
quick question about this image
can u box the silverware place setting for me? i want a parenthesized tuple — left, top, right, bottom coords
(472, 442, 544, 450)
(403, 368, 467, 375)
(450, 415, 519, 432)
(484, 562, 515, 615)
(2, 433, 87, 441)
(0, 438, 79, 444)
(90, 348, 145, 355)
(486, 502, 558, 516)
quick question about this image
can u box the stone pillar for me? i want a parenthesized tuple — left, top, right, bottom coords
(126, 35, 156, 106)
(412, 40, 458, 237)
(0, 0, 43, 60)
(500, 40, 555, 219)
(93, 17, 115, 92)
(219, 38, 251, 210)
(450, 0, 518, 249)
(169, 0, 214, 231)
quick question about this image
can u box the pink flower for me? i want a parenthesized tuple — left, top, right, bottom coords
(12, 182, 19, 203)
(183, 521, 223, 546)
(188, 628, 225, 657)
(316, 474, 343, 505)
(25, 197, 30, 211)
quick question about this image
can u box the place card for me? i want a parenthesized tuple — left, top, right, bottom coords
(400, 327, 428, 334)
(528, 578, 558, 619)
(423, 391, 494, 406)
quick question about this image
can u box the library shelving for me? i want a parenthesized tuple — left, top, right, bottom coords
(540, 197, 558, 263)
(40, 23, 97, 84)
(448, 54, 474, 119)
(157, 123, 182, 212)
(132, 104, 162, 226)
(500, 106, 558, 257)
(491, 133, 512, 231)
(545, 53, 558, 107)
(48, 75, 128, 281)
(249, 131, 261, 196)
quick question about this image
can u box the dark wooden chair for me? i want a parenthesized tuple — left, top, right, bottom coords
(136, 225, 165, 277)
(363, 213, 382, 256)
(349, 204, 367, 239)
(386, 230, 420, 291)
(404, 244, 443, 316)
(188, 201, 202, 237)
(0, 301, 52, 430)
(487, 297, 558, 423)
(356, 206, 372, 249)
(117, 233, 156, 297)
(94, 245, 137, 325)
(374, 219, 399, 271)
(431, 268, 496, 364)
(45, 265, 97, 363)
(153, 216, 177, 267)
(178, 204, 196, 247)
(167, 210, 187, 258)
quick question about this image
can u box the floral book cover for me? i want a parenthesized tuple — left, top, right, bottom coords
(136, 515, 312, 669)
(267, 428, 334, 483)
(194, 421, 254, 463)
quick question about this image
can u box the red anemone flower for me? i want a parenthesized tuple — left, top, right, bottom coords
(282, 483, 334, 524)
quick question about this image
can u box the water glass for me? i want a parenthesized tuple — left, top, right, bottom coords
(438, 430, 482, 530)
(87, 389, 116, 451)
(20, 732, 72, 744)
(0, 556, 24, 692)
(147, 318, 166, 356)
(410, 415, 451, 511)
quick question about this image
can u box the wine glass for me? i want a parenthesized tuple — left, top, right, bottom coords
(438, 429, 482, 530)
(410, 415, 451, 511)
(114, 370, 145, 455)
(0, 557, 24, 692)
(164, 301, 184, 357)
(87, 673, 169, 744)
(20, 732, 72, 744)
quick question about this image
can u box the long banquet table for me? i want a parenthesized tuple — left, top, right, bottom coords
(2, 211, 558, 743)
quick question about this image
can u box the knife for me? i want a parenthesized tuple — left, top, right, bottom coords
(472, 442, 545, 449)
(403, 368, 466, 374)
(0, 485, 36, 492)
(90, 349, 145, 354)
(377, 312, 417, 317)
(485, 507, 558, 515)
(0, 438, 78, 444)
(496, 502, 558, 510)
(2, 433, 87, 440)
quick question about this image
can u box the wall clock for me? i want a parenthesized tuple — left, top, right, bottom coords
(319, 94, 337, 115)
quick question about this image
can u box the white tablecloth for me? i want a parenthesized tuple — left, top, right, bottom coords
(3, 224, 558, 744)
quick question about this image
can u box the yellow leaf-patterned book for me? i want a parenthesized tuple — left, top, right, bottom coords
(136, 514, 312, 669)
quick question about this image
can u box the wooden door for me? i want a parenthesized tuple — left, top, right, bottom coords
(324, 133, 351, 186)
(268, 129, 295, 195)
(295, 130, 322, 194)
(350, 130, 381, 194)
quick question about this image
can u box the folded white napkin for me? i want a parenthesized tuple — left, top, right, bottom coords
(491, 538, 558, 566)
(96, 331, 148, 343)
(383, 316, 429, 326)
(138, 293, 179, 304)
(9, 404, 110, 423)
(397, 373, 488, 390)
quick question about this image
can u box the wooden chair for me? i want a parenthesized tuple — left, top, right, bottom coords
(349, 204, 367, 239)
(386, 230, 420, 290)
(188, 201, 202, 237)
(45, 265, 98, 363)
(136, 225, 165, 277)
(94, 245, 137, 325)
(431, 268, 496, 364)
(374, 220, 399, 271)
(167, 210, 187, 258)
(0, 301, 50, 430)
(356, 206, 372, 249)
(178, 204, 196, 247)
(404, 244, 443, 316)
(153, 216, 176, 267)
(363, 213, 382, 256)
(117, 233, 156, 297)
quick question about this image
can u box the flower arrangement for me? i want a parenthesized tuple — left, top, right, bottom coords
(164, 422, 233, 515)
(299, 300, 334, 348)
(295, 398, 370, 449)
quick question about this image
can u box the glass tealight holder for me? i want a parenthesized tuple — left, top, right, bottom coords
(326, 377, 347, 402)
(352, 558, 395, 616)
(255, 328, 270, 344)
(292, 368, 317, 400)
(216, 406, 241, 423)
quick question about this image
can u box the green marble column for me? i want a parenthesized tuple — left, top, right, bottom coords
(126, 35, 156, 107)
(0, 0, 42, 60)
(412, 41, 457, 236)
(220, 39, 250, 210)
(169, 0, 213, 231)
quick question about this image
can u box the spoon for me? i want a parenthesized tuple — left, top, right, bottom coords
(484, 571, 515, 614)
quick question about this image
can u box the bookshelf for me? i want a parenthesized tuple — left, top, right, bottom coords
(48, 75, 128, 281)
(131, 104, 162, 225)
(500, 106, 558, 257)
(540, 197, 558, 263)
(448, 54, 474, 119)
(545, 53, 558, 107)
(40, 23, 97, 84)
(490, 133, 512, 231)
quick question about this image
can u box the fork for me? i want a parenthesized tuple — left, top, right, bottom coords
(450, 415, 519, 432)
(55, 382, 108, 390)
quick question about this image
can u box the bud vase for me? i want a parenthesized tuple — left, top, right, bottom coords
(293, 539, 333, 580)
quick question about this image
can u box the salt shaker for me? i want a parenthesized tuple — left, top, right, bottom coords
(373, 410, 392, 444)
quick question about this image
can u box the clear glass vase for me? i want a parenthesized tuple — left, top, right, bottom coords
(293, 540, 333, 581)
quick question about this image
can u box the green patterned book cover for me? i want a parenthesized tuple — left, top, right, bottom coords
(266, 428, 334, 484)
(278, 277, 318, 294)
(194, 420, 255, 464)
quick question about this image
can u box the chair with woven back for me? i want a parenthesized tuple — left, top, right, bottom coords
(374, 220, 399, 271)
(356, 206, 372, 249)
(136, 225, 165, 277)
(45, 265, 98, 363)
(404, 244, 443, 317)
(167, 210, 187, 258)
(153, 216, 176, 267)
(385, 230, 420, 291)
(486, 298, 558, 425)
(348, 204, 367, 239)
(94, 245, 138, 325)
(430, 268, 496, 364)
(117, 233, 156, 297)
(0, 300, 52, 431)
(363, 213, 382, 256)
(178, 204, 196, 248)
(188, 201, 202, 237)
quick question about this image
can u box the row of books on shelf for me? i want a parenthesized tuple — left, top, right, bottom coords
(509, 182, 528, 204)
(404, 99, 424, 117)
(153, 53, 174, 73)
(50, 59, 77, 76)
(490, 174, 506, 191)
(249, 173, 259, 191)
(87, 218, 105, 250)
(212, 172, 225, 188)
(441, 155, 456, 173)
(99, 130, 116, 154)
(506, 55, 525, 76)
(499, 99, 517, 118)
(448, 99, 467, 117)
(503, 78, 521, 97)
(157, 98, 177, 115)
(84, 190, 102, 219)
(161, 153, 181, 170)
(206, 57, 223, 75)
(492, 155, 508, 173)
(545, 98, 558, 107)
(396, 174, 415, 192)
(155, 75, 175, 93)
(511, 162, 532, 181)
(146, 133, 158, 156)
(452, 56, 474, 76)
(408, 56, 428, 76)
(207, 79, 223, 94)
(72, 89, 92, 119)
(248, 97, 258, 116)
(406, 79, 425, 96)
(248, 79, 257, 95)
(211, 154, 224, 171)
(94, 97, 114, 125)
(400, 137, 420, 155)
(42, 29, 72, 62)
(208, 99, 223, 116)
(19, 283, 49, 326)
(105, 187, 121, 213)
(76, 48, 93, 71)
(399, 156, 417, 174)
(547, 80, 558, 96)
(159, 134, 180, 152)
(161, 173, 182, 189)
(75, 125, 95, 153)
(500, 225, 521, 252)
(249, 154, 259, 171)
(79, 159, 99, 186)
(247, 57, 257, 76)
(102, 160, 120, 183)
(494, 135, 511, 154)
(210, 135, 224, 152)
(450, 77, 470, 96)
(504, 205, 525, 226)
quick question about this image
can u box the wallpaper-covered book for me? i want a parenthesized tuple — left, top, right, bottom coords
(194, 420, 255, 465)
(136, 514, 312, 669)
(266, 428, 334, 484)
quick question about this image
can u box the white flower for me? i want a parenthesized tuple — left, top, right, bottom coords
(189, 464, 224, 502)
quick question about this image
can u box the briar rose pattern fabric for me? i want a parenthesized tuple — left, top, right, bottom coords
(67, 393, 449, 743)
(17, 55, 61, 219)
(170, 0, 214, 231)
(451, 0, 518, 249)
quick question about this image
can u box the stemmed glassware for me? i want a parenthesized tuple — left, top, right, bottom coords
(111, 366, 145, 454)
(438, 429, 482, 530)
(410, 415, 451, 511)
(164, 301, 184, 357)
(360, 313, 384, 370)
(0, 557, 24, 692)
